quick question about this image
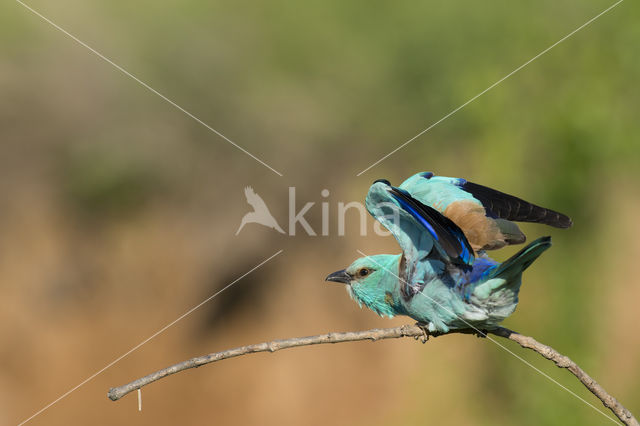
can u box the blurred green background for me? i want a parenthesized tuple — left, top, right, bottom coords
(1, 0, 638, 425)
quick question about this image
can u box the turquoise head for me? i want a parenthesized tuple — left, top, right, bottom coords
(326, 254, 402, 318)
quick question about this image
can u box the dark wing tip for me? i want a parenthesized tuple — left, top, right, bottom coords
(373, 179, 391, 186)
(554, 213, 573, 229)
(535, 209, 573, 228)
(461, 180, 573, 230)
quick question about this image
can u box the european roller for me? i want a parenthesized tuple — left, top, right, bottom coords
(326, 173, 572, 333)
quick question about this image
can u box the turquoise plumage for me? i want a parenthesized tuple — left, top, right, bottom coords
(326, 174, 570, 333)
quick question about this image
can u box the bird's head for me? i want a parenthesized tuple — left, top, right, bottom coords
(325, 254, 401, 318)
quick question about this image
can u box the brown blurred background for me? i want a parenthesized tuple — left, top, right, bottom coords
(1, 0, 639, 425)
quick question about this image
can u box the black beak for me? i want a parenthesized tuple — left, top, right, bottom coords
(325, 269, 352, 284)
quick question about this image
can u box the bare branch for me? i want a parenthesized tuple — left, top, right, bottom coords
(491, 327, 638, 425)
(108, 325, 638, 426)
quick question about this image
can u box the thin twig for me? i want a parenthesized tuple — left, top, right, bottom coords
(491, 327, 637, 425)
(107, 325, 638, 425)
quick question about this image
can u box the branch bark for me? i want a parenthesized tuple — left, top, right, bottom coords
(107, 325, 637, 426)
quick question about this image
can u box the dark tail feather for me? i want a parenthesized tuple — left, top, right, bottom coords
(490, 236, 552, 280)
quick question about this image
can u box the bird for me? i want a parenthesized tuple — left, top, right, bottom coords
(397, 172, 572, 251)
(236, 186, 285, 235)
(326, 178, 568, 333)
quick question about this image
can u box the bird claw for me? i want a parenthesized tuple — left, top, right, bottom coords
(415, 322, 431, 343)
(473, 329, 488, 338)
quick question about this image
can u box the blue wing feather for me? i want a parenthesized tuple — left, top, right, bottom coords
(388, 187, 474, 266)
(366, 181, 474, 267)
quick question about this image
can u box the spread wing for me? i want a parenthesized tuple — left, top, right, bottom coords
(366, 181, 474, 296)
(400, 172, 573, 228)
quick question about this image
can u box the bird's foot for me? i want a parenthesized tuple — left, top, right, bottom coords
(472, 329, 488, 338)
(414, 322, 434, 343)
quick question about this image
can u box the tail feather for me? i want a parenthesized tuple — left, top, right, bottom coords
(490, 236, 552, 281)
(468, 236, 552, 324)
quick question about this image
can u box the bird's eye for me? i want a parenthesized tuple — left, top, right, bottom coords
(358, 268, 370, 277)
